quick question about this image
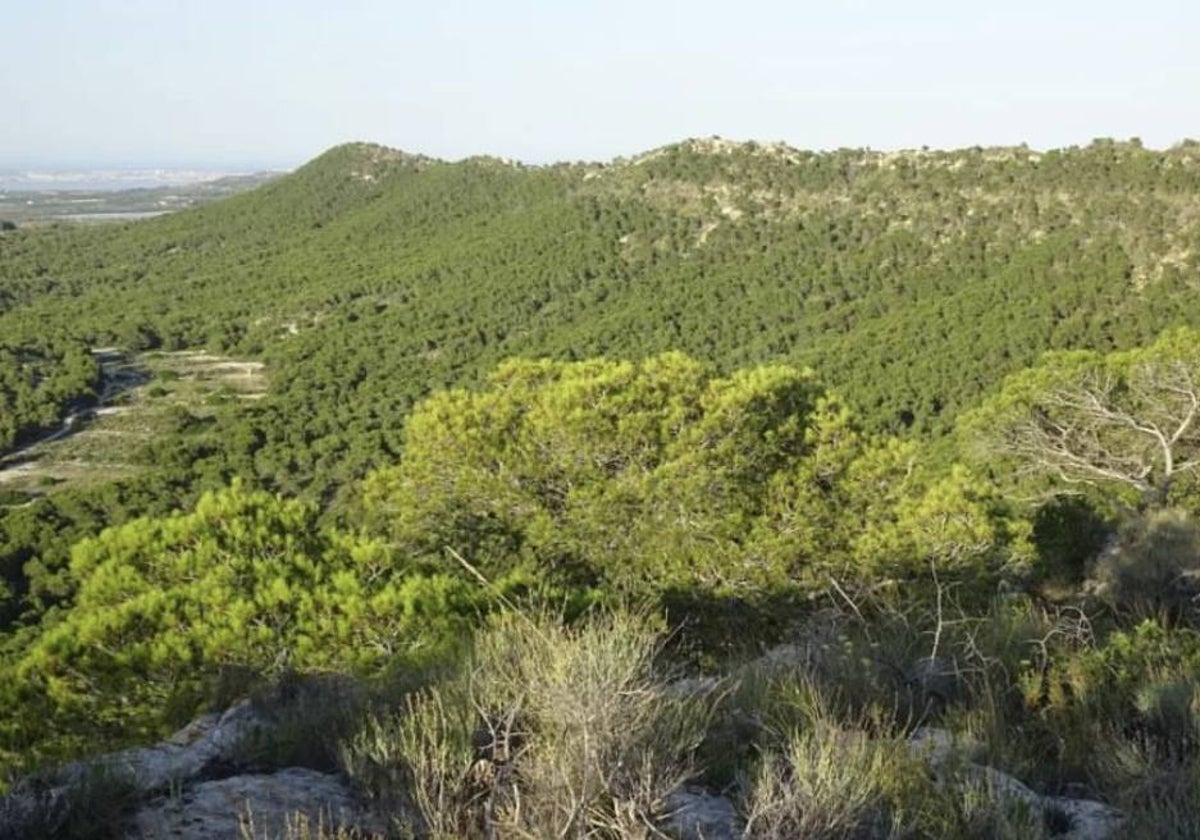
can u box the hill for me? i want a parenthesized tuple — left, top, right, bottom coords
(0, 137, 1196, 569)
(6, 138, 1200, 834)
(1, 136, 1197, 594)
(5, 138, 1200, 446)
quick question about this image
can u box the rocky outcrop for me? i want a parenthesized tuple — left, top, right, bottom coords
(60, 699, 266, 795)
(130, 767, 385, 839)
(910, 728, 1124, 840)
(663, 787, 742, 840)
(0, 699, 387, 840)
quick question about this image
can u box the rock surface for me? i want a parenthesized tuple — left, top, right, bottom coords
(130, 767, 384, 839)
(663, 787, 742, 840)
(0, 699, 386, 840)
(62, 698, 267, 794)
(911, 727, 1125, 840)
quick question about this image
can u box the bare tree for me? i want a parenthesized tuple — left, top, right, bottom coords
(996, 358, 1200, 508)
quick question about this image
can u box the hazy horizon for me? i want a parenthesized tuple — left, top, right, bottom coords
(5, 0, 1198, 171)
(0, 166, 287, 192)
(7, 134, 1200, 180)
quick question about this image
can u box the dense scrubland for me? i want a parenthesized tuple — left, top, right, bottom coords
(4, 138, 1200, 837)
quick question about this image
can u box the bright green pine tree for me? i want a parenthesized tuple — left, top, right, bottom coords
(0, 482, 484, 773)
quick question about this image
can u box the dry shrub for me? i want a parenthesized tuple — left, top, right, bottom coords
(240, 809, 387, 839)
(739, 677, 1050, 840)
(742, 720, 906, 839)
(343, 609, 718, 839)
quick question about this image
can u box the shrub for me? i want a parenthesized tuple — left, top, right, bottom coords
(1103, 745, 1200, 840)
(230, 673, 369, 773)
(0, 763, 140, 840)
(739, 681, 1050, 839)
(241, 810, 386, 840)
(343, 609, 719, 838)
(1088, 509, 1200, 621)
(1031, 496, 1112, 587)
(742, 716, 907, 838)
(1000, 619, 1200, 795)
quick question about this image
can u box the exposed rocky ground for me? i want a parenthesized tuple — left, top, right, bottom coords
(1, 696, 386, 839)
(0, 647, 1125, 839)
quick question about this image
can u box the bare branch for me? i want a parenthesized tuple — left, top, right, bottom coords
(992, 354, 1200, 506)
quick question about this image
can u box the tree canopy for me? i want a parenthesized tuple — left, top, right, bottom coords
(0, 482, 485, 770)
(364, 353, 1030, 601)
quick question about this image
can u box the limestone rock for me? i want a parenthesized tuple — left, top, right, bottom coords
(663, 787, 741, 840)
(61, 699, 268, 794)
(0, 783, 71, 839)
(128, 767, 387, 839)
(0, 696, 381, 840)
(911, 727, 1124, 840)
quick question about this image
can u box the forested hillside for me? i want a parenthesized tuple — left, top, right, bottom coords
(3, 138, 1199, 606)
(4, 138, 1200, 454)
(5, 138, 1200, 837)
(0, 339, 98, 453)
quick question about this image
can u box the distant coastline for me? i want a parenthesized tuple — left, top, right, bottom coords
(0, 168, 277, 192)
(0, 171, 282, 224)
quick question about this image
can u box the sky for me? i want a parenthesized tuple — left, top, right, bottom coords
(2, 0, 1198, 169)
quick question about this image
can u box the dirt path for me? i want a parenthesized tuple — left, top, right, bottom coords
(0, 348, 268, 498)
(0, 349, 145, 486)
(5, 350, 136, 451)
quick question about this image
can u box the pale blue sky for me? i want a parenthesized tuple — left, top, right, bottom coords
(3, 0, 1197, 168)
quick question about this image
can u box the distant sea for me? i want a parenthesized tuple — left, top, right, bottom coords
(0, 169, 249, 192)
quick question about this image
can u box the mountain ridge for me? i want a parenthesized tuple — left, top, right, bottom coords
(311, 135, 1200, 168)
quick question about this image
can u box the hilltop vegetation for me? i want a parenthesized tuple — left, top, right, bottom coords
(5, 137, 1200, 449)
(4, 138, 1200, 836)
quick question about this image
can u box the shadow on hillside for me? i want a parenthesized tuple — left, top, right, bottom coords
(660, 587, 808, 666)
(93, 349, 153, 403)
